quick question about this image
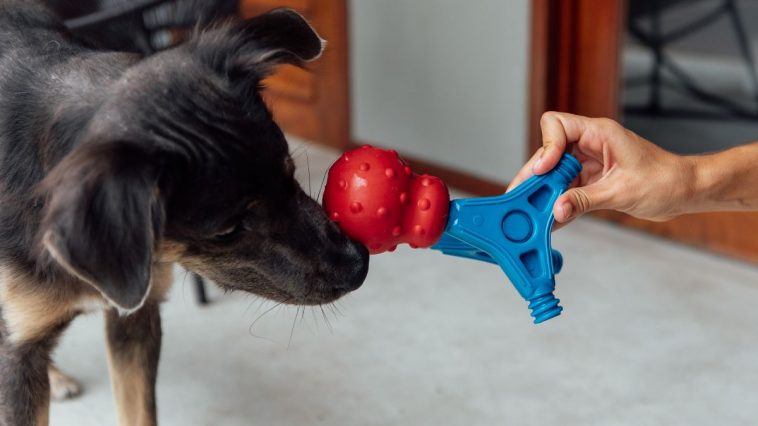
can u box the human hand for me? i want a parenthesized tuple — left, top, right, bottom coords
(507, 112, 695, 225)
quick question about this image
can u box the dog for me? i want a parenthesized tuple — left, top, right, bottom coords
(0, 1, 369, 425)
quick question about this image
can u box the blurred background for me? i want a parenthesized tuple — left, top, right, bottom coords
(47, 1, 758, 425)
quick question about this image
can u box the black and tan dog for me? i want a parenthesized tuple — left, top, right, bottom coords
(0, 1, 369, 424)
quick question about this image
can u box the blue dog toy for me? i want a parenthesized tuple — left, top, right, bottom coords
(432, 154, 582, 324)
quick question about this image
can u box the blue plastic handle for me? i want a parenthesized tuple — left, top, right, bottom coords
(431, 153, 581, 324)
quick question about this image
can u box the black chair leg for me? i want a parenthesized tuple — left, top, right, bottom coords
(193, 273, 209, 305)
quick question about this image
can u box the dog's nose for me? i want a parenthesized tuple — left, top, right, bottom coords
(335, 241, 369, 292)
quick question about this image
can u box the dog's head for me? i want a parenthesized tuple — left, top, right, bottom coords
(37, 9, 369, 313)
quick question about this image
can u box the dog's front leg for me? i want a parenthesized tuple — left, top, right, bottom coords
(0, 337, 56, 426)
(0, 272, 75, 426)
(105, 302, 162, 426)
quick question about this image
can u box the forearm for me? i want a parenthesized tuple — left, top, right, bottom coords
(685, 142, 758, 213)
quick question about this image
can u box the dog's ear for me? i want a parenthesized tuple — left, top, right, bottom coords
(197, 8, 325, 79)
(234, 8, 325, 75)
(38, 142, 164, 313)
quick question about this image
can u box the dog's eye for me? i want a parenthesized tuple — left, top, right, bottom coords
(213, 222, 244, 241)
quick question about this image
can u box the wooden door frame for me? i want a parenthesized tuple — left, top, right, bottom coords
(309, 0, 351, 149)
(530, 0, 758, 263)
(241, 0, 351, 149)
(529, 0, 625, 154)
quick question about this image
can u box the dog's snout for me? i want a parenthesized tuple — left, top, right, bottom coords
(334, 241, 369, 292)
(324, 217, 349, 244)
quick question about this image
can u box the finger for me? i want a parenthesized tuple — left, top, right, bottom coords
(551, 217, 575, 232)
(506, 148, 543, 193)
(552, 183, 612, 223)
(533, 111, 592, 175)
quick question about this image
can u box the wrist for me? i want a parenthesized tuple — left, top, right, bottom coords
(676, 155, 707, 214)
(683, 154, 719, 213)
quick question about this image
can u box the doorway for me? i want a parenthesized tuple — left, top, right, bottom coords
(530, 0, 758, 262)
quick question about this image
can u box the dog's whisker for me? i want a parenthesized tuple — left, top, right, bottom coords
(334, 300, 345, 316)
(328, 303, 341, 322)
(336, 300, 348, 317)
(180, 269, 191, 307)
(287, 306, 300, 349)
(242, 294, 261, 318)
(319, 304, 333, 333)
(297, 286, 314, 331)
(330, 302, 344, 317)
(316, 167, 329, 203)
(291, 146, 311, 165)
(247, 296, 268, 320)
(305, 150, 312, 197)
(247, 298, 290, 341)
(310, 306, 320, 331)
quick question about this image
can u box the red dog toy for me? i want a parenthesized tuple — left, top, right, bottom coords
(323, 145, 449, 254)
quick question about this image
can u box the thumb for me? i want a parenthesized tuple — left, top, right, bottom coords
(553, 184, 611, 223)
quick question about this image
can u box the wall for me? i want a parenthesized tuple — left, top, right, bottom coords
(349, 0, 531, 183)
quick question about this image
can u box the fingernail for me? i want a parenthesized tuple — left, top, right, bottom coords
(540, 147, 548, 158)
(531, 158, 542, 174)
(560, 202, 573, 221)
(532, 148, 548, 173)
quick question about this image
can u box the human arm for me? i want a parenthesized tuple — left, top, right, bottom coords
(507, 112, 758, 225)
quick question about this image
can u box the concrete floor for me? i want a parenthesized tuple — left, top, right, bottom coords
(51, 141, 758, 426)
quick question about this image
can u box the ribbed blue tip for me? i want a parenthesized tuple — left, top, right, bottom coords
(528, 292, 563, 324)
(554, 153, 582, 185)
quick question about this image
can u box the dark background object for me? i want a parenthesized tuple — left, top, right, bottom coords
(625, 0, 758, 120)
(628, 0, 690, 19)
(48, 0, 238, 53)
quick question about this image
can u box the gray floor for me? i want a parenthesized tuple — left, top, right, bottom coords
(51, 141, 758, 426)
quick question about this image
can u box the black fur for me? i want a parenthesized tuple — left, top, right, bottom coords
(0, 1, 368, 311)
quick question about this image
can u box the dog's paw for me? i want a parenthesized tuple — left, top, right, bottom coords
(49, 367, 83, 400)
